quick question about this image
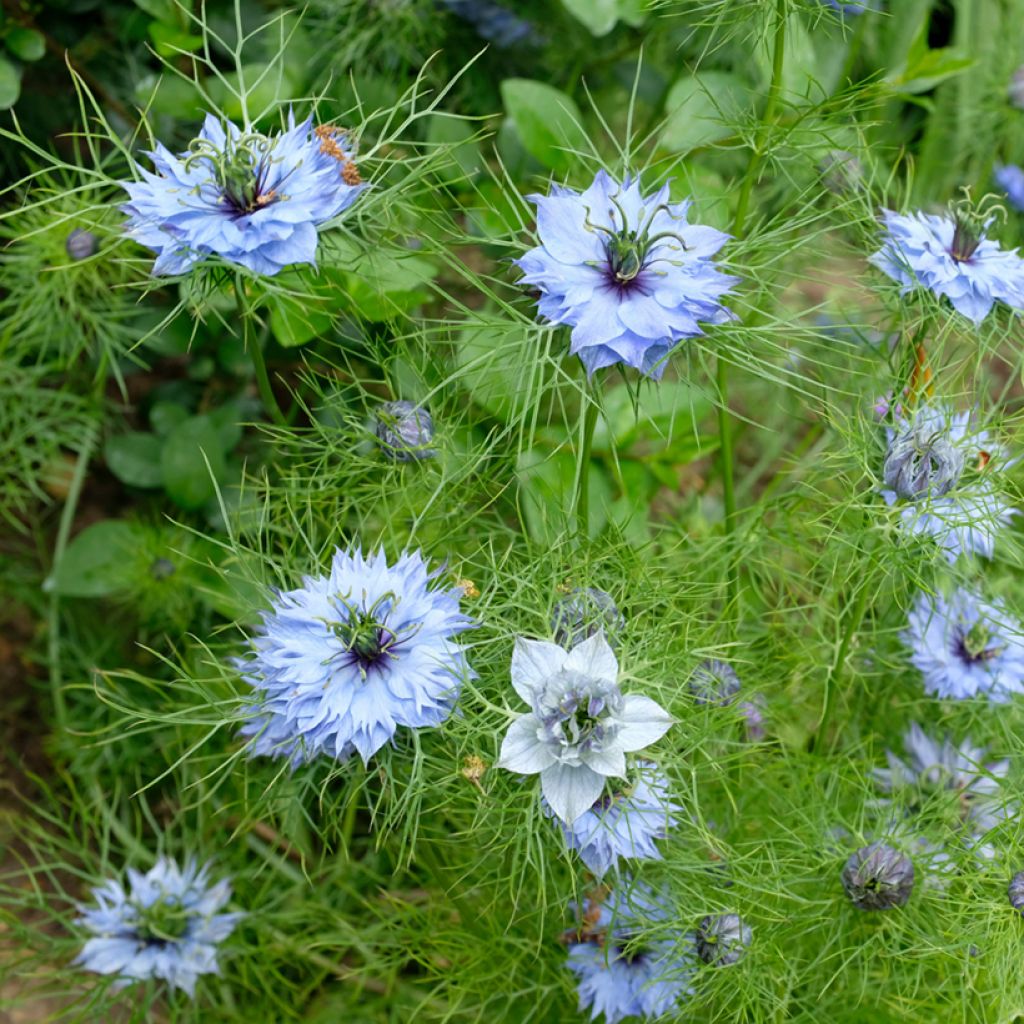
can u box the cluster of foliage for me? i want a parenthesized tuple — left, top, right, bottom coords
(4, 0, 1024, 1021)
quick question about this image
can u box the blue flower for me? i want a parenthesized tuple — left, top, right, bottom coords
(566, 881, 696, 1024)
(74, 858, 241, 996)
(121, 114, 365, 276)
(688, 658, 741, 706)
(870, 208, 1024, 323)
(821, 0, 875, 12)
(440, 0, 536, 48)
(903, 587, 1024, 702)
(238, 548, 474, 765)
(880, 403, 1017, 562)
(995, 165, 1024, 213)
(498, 634, 672, 824)
(546, 760, 679, 877)
(516, 171, 737, 378)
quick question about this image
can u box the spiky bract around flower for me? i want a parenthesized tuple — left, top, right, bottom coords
(903, 587, 1024, 703)
(238, 548, 474, 765)
(880, 403, 1017, 562)
(516, 170, 737, 378)
(995, 165, 1024, 214)
(551, 587, 625, 650)
(695, 913, 752, 966)
(546, 761, 679, 877)
(566, 882, 696, 1024)
(375, 400, 436, 461)
(870, 209, 1024, 324)
(874, 722, 1012, 839)
(688, 659, 741, 706)
(74, 858, 241, 996)
(841, 842, 915, 910)
(497, 633, 672, 824)
(121, 114, 365, 276)
(1009, 870, 1024, 913)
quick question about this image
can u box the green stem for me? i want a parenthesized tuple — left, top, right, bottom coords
(717, 357, 736, 534)
(234, 279, 287, 427)
(575, 390, 600, 539)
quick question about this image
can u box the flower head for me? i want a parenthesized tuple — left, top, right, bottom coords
(1009, 870, 1024, 914)
(375, 400, 436, 461)
(74, 858, 241, 996)
(821, 0, 874, 13)
(516, 170, 737, 378)
(739, 693, 767, 741)
(121, 113, 365, 276)
(841, 842, 914, 910)
(874, 722, 1011, 838)
(566, 882, 696, 1024)
(551, 587, 626, 650)
(995, 165, 1024, 214)
(238, 548, 473, 765)
(497, 634, 672, 824)
(904, 587, 1024, 703)
(440, 0, 536, 47)
(695, 913, 752, 966)
(880, 403, 1017, 562)
(546, 760, 679, 876)
(870, 206, 1024, 323)
(688, 659, 741, 706)
(65, 228, 98, 261)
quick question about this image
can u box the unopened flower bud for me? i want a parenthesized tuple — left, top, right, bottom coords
(883, 419, 965, 499)
(739, 693, 767, 741)
(66, 228, 98, 261)
(696, 913, 752, 966)
(550, 587, 625, 650)
(842, 842, 914, 910)
(1009, 870, 1024, 914)
(150, 558, 176, 580)
(689, 659, 741, 706)
(375, 400, 435, 462)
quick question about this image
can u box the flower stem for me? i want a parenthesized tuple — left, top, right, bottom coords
(576, 388, 600, 539)
(234, 279, 287, 427)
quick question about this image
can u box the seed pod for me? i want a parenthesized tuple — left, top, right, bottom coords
(375, 400, 435, 462)
(1008, 870, 1024, 914)
(696, 913, 751, 966)
(66, 228, 98, 261)
(550, 587, 625, 650)
(883, 418, 965, 499)
(689, 659, 741, 706)
(842, 843, 914, 910)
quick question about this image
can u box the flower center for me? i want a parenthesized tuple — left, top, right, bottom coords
(328, 591, 416, 677)
(605, 232, 645, 284)
(949, 213, 982, 263)
(957, 621, 1002, 664)
(184, 129, 285, 217)
(133, 897, 190, 946)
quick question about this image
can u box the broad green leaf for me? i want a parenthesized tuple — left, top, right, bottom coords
(133, 72, 206, 121)
(104, 432, 165, 489)
(269, 293, 334, 348)
(516, 450, 611, 544)
(148, 21, 203, 57)
(0, 56, 21, 110)
(885, 27, 974, 95)
(161, 415, 227, 510)
(661, 72, 750, 153)
(426, 114, 484, 183)
(560, 0, 641, 36)
(327, 241, 438, 322)
(5, 28, 46, 62)
(47, 520, 146, 598)
(500, 79, 589, 173)
(149, 401, 190, 437)
(456, 322, 546, 421)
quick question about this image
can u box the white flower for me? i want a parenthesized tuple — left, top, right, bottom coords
(497, 633, 672, 825)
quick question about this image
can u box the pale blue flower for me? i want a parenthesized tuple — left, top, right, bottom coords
(238, 548, 473, 765)
(516, 170, 737, 377)
(121, 114, 365, 276)
(566, 882, 696, 1024)
(546, 760, 679, 876)
(870, 208, 1024, 323)
(995, 165, 1024, 213)
(881, 403, 1017, 562)
(822, 0, 874, 13)
(497, 633, 672, 824)
(440, 0, 536, 47)
(903, 587, 1024, 702)
(74, 858, 241, 996)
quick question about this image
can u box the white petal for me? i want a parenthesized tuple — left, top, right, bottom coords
(581, 744, 627, 777)
(615, 694, 673, 751)
(511, 638, 567, 702)
(497, 715, 555, 775)
(564, 632, 618, 683)
(541, 763, 606, 825)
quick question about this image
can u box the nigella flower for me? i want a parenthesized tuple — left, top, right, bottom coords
(841, 842, 914, 910)
(566, 882, 696, 1024)
(1009, 870, 1024, 914)
(880, 403, 1017, 562)
(121, 113, 366, 276)
(550, 587, 626, 650)
(516, 170, 737, 378)
(869, 206, 1024, 324)
(821, 0, 875, 13)
(995, 165, 1024, 214)
(545, 760, 679, 876)
(903, 587, 1024, 703)
(688, 659, 741, 706)
(695, 913, 752, 966)
(874, 722, 1012, 840)
(238, 548, 474, 765)
(497, 633, 672, 824)
(375, 400, 436, 461)
(74, 858, 241, 996)
(439, 0, 536, 48)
